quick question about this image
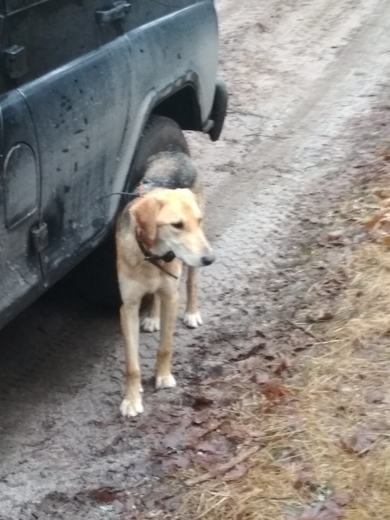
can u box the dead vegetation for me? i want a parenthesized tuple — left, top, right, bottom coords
(179, 186, 390, 519)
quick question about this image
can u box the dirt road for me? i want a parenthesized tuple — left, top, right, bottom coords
(2, 0, 390, 518)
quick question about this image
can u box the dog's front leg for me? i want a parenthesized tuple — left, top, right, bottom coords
(183, 267, 203, 328)
(155, 289, 179, 389)
(120, 302, 144, 417)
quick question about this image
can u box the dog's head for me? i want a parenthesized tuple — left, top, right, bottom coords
(130, 189, 215, 267)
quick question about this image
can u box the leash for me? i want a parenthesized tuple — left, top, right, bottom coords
(135, 231, 178, 280)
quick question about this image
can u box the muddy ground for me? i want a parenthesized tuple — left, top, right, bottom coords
(2, 0, 390, 518)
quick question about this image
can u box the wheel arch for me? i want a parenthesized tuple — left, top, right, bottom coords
(150, 83, 203, 133)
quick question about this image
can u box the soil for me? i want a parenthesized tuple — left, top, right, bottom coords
(2, 0, 390, 518)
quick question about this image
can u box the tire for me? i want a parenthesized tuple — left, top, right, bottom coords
(209, 79, 228, 142)
(73, 116, 190, 308)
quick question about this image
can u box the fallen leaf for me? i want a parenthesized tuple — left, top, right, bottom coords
(365, 388, 385, 404)
(186, 394, 214, 410)
(373, 187, 390, 199)
(294, 495, 346, 519)
(378, 216, 390, 233)
(219, 422, 247, 443)
(195, 452, 221, 471)
(192, 409, 211, 425)
(327, 230, 343, 242)
(224, 463, 249, 482)
(196, 436, 231, 455)
(113, 500, 125, 515)
(252, 371, 270, 384)
(236, 356, 262, 375)
(162, 427, 187, 450)
(341, 429, 379, 455)
(293, 464, 315, 490)
(161, 453, 191, 473)
(274, 356, 293, 376)
(261, 379, 291, 400)
(89, 488, 121, 504)
(365, 209, 388, 229)
(306, 310, 334, 323)
(232, 343, 266, 361)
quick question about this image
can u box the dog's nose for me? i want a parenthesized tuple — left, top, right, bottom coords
(201, 254, 215, 266)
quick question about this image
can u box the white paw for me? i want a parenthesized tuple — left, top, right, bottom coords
(120, 396, 144, 417)
(141, 316, 160, 332)
(156, 374, 176, 390)
(183, 312, 203, 328)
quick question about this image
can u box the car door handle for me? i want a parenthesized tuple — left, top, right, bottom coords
(96, 2, 131, 24)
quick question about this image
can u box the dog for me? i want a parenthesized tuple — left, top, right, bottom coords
(116, 151, 215, 417)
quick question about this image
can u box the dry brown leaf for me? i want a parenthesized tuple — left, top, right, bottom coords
(261, 379, 291, 400)
(196, 436, 231, 456)
(365, 209, 389, 229)
(185, 394, 214, 409)
(365, 388, 385, 404)
(378, 216, 390, 233)
(293, 464, 315, 490)
(327, 230, 344, 242)
(223, 463, 249, 482)
(293, 495, 346, 519)
(192, 409, 211, 425)
(341, 429, 379, 455)
(274, 356, 293, 376)
(372, 187, 390, 199)
(161, 453, 191, 474)
(89, 488, 121, 504)
(232, 343, 266, 362)
(306, 310, 334, 323)
(253, 371, 270, 384)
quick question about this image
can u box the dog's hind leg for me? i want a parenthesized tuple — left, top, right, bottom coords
(155, 289, 179, 389)
(120, 302, 144, 417)
(183, 267, 203, 328)
(141, 294, 161, 332)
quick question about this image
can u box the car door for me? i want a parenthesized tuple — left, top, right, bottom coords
(0, 85, 41, 325)
(3, 0, 131, 281)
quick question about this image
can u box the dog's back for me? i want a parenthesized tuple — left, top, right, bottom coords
(117, 151, 203, 238)
(142, 152, 198, 192)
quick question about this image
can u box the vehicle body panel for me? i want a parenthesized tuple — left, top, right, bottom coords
(0, 0, 225, 329)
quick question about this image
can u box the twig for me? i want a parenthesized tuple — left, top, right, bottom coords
(283, 318, 322, 342)
(184, 446, 259, 486)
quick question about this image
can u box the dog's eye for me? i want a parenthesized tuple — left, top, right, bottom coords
(171, 222, 184, 230)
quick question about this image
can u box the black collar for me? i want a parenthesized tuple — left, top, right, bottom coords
(135, 231, 178, 280)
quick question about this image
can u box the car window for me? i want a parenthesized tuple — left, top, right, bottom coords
(3, 1, 109, 86)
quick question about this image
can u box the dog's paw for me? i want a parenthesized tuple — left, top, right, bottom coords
(120, 396, 144, 417)
(183, 312, 203, 328)
(141, 316, 160, 333)
(156, 374, 176, 390)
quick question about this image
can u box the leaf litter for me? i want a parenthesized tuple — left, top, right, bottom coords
(176, 175, 390, 520)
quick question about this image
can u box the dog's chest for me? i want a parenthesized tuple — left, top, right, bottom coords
(118, 260, 180, 302)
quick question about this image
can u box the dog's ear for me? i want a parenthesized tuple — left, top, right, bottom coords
(130, 196, 162, 247)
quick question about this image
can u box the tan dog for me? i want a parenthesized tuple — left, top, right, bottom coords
(116, 152, 215, 417)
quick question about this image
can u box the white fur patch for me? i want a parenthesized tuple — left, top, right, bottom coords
(155, 374, 176, 390)
(120, 396, 144, 417)
(183, 312, 203, 328)
(141, 316, 160, 332)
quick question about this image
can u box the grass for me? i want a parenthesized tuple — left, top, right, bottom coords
(180, 206, 390, 519)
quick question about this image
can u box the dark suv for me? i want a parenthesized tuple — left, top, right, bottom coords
(0, 0, 227, 328)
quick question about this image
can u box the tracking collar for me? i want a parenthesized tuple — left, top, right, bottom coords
(135, 230, 178, 280)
